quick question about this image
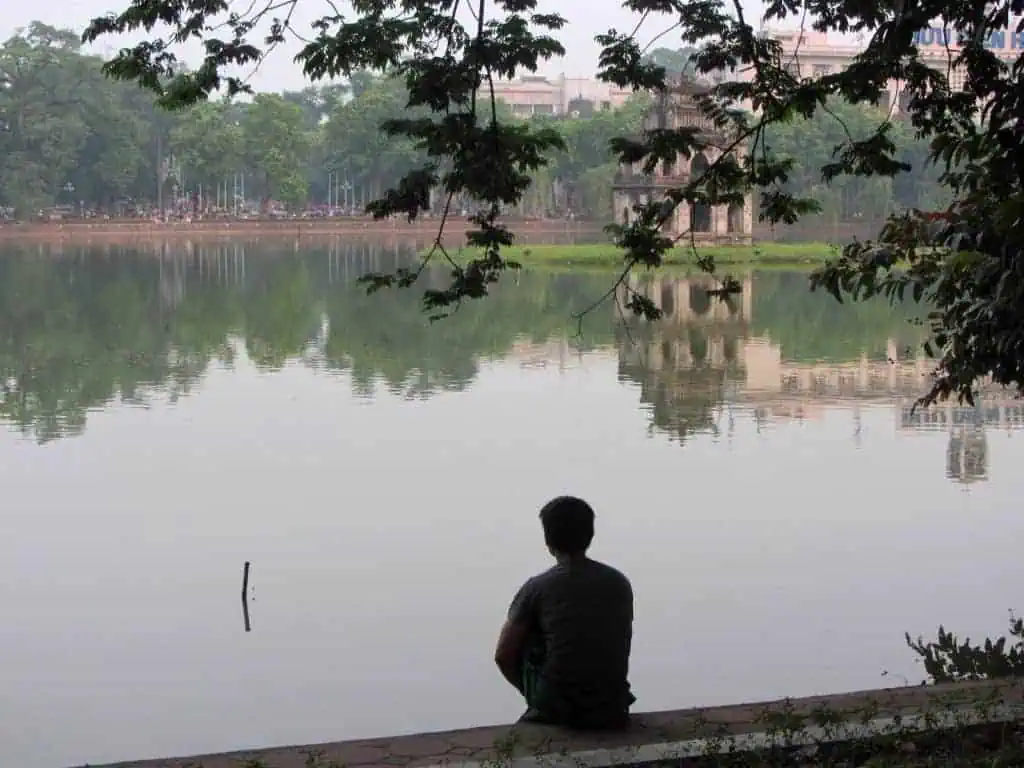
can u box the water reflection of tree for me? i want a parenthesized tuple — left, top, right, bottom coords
(0, 253, 226, 442)
(0, 244, 621, 439)
(0, 242, 928, 443)
(615, 319, 745, 444)
(321, 260, 617, 399)
(239, 256, 325, 370)
(752, 271, 925, 361)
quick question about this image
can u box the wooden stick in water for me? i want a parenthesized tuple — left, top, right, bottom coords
(242, 561, 252, 633)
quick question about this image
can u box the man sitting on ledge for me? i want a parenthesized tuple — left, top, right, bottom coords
(494, 496, 636, 730)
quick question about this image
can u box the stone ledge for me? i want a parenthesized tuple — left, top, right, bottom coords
(84, 678, 1024, 768)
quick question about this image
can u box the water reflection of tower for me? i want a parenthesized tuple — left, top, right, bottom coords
(623, 274, 962, 450)
(898, 399, 1015, 485)
(622, 273, 754, 322)
(946, 418, 988, 486)
(615, 274, 752, 444)
(157, 243, 187, 309)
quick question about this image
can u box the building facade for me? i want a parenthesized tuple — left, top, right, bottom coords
(610, 78, 754, 242)
(753, 25, 1021, 111)
(490, 74, 634, 118)
(492, 23, 1023, 118)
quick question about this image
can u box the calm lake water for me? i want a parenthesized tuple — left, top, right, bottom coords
(2, 240, 1023, 767)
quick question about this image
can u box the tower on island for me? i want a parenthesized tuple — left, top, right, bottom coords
(611, 76, 753, 243)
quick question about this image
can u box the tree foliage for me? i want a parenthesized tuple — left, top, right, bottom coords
(764, 98, 952, 223)
(0, 22, 143, 214)
(242, 93, 311, 207)
(642, 47, 699, 79)
(168, 101, 244, 192)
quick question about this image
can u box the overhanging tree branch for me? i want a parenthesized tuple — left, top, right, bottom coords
(80, 0, 1024, 405)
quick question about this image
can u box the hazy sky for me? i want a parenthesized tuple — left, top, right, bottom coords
(0, 0, 772, 91)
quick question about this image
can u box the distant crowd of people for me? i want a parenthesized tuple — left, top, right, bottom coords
(22, 204, 584, 225)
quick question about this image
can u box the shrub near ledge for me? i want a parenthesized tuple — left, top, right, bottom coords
(430, 243, 841, 270)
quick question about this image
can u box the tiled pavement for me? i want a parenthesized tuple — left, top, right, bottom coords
(89, 678, 1024, 768)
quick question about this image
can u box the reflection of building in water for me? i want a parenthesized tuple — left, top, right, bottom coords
(505, 338, 599, 371)
(947, 424, 988, 485)
(618, 275, 750, 440)
(897, 399, 1024, 485)
(898, 400, 1024, 431)
(620, 275, 932, 408)
(618, 334, 737, 443)
(624, 273, 753, 324)
(613, 274, 930, 441)
(611, 275, 1024, 476)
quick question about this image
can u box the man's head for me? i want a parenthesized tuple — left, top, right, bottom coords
(539, 496, 595, 557)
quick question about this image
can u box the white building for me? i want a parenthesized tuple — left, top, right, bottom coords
(748, 24, 1021, 111)
(490, 74, 634, 117)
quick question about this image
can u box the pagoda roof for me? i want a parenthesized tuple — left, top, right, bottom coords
(657, 74, 711, 98)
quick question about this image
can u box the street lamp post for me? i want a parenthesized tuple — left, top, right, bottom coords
(231, 172, 245, 217)
(61, 182, 76, 216)
(341, 178, 353, 211)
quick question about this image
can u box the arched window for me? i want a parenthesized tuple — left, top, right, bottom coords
(726, 203, 744, 233)
(689, 152, 712, 233)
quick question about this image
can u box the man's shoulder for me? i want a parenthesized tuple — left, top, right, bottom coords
(516, 566, 559, 595)
(527, 560, 632, 589)
(588, 558, 632, 586)
(540, 559, 632, 591)
(529, 564, 563, 586)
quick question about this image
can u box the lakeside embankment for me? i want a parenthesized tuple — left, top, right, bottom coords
(433, 242, 841, 269)
(0, 219, 602, 242)
(88, 678, 1024, 768)
(0, 222, 838, 267)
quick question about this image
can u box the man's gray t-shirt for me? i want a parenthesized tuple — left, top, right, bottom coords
(508, 557, 634, 725)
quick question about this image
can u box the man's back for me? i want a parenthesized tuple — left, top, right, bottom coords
(510, 557, 634, 727)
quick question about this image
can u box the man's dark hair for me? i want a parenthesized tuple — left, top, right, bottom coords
(539, 496, 595, 555)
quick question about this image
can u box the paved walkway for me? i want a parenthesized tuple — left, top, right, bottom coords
(89, 679, 1024, 768)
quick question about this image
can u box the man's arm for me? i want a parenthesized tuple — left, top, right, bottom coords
(495, 579, 536, 693)
(494, 617, 529, 692)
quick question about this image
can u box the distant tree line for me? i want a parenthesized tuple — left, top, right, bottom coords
(0, 26, 947, 222)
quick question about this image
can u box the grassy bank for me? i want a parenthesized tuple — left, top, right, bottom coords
(432, 242, 840, 269)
